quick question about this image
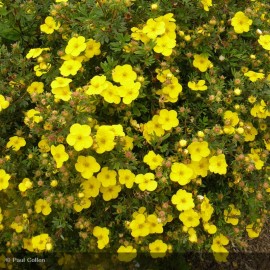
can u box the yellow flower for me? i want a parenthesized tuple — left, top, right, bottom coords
(40, 16, 60, 34)
(153, 36, 176, 56)
(142, 18, 165, 39)
(100, 82, 121, 104)
(224, 204, 241, 225)
(27, 82, 44, 94)
(35, 199, 52, 215)
(95, 126, 116, 153)
(59, 60, 82, 76)
(18, 178, 33, 192)
(130, 213, 150, 237)
(50, 144, 69, 168)
(75, 155, 100, 179)
(201, 0, 212, 11)
(24, 109, 43, 124)
(147, 214, 163, 234)
(122, 135, 134, 151)
(143, 150, 163, 170)
(106, 124, 125, 137)
(188, 80, 207, 91)
(231, 11, 252, 34)
(264, 139, 270, 151)
(187, 141, 210, 161)
(143, 115, 165, 140)
(258, 35, 270, 50)
(243, 122, 258, 141)
(171, 189, 195, 211)
(119, 82, 141, 104)
(161, 77, 182, 99)
(6, 136, 26, 151)
(86, 75, 108, 95)
(23, 238, 34, 252)
(52, 86, 72, 101)
(100, 184, 121, 201)
(244, 70, 265, 82)
(223, 110, 239, 126)
(117, 245, 137, 262)
(34, 62, 51, 76)
(66, 123, 93, 151)
(118, 169, 135, 188)
(26, 47, 50, 59)
(248, 95, 257, 103)
(213, 251, 229, 263)
(112, 64, 137, 86)
(259, 122, 267, 131)
(250, 100, 270, 119)
(0, 95, 9, 111)
(10, 220, 25, 233)
(51, 77, 72, 88)
(155, 68, 171, 82)
(179, 209, 200, 228)
(170, 162, 193, 185)
(185, 227, 197, 243)
(149, 240, 167, 258)
(32, 234, 50, 251)
(84, 39, 101, 59)
(211, 234, 229, 262)
(203, 223, 217, 234)
(81, 176, 101, 198)
(248, 149, 264, 170)
(61, 54, 85, 62)
(135, 173, 157, 191)
(131, 27, 150, 43)
(93, 226, 110, 249)
(211, 234, 229, 252)
(65, 36, 86, 56)
(0, 169, 11, 191)
(156, 13, 176, 39)
(246, 223, 262, 238)
(193, 54, 212, 72)
(97, 167, 117, 187)
(158, 109, 179, 130)
(209, 154, 228, 175)
(38, 139, 50, 153)
(73, 198, 91, 212)
(200, 197, 214, 222)
(189, 158, 209, 177)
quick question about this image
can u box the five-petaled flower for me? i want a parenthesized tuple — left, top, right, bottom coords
(50, 144, 69, 168)
(231, 11, 252, 34)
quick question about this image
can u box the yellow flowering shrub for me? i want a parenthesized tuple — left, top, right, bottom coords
(0, 0, 270, 269)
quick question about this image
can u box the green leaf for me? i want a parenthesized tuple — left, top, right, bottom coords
(0, 22, 20, 41)
(0, 7, 8, 16)
(132, 106, 141, 117)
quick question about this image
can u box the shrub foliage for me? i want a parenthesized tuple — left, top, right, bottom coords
(0, 0, 270, 268)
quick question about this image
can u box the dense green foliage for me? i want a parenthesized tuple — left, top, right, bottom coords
(0, 0, 270, 269)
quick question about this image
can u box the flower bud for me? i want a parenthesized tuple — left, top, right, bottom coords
(151, 3, 158, 10)
(179, 139, 187, 147)
(234, 88, 242, 96)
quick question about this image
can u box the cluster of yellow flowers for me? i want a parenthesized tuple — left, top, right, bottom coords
(131, 13, 177, 56)
(1, 0, 270, 266)
(129, 208, 164, 238)
(26, 47, 51, 77)
(23, 234, 52, 252)
(85, 64, 141, 104)
(143, 109, 179, 142)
